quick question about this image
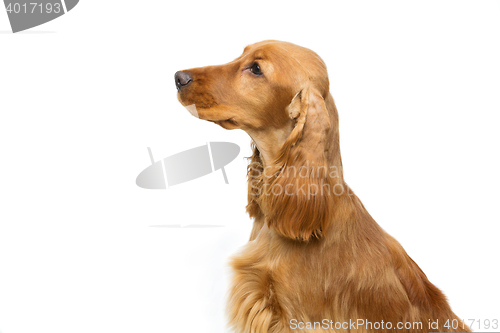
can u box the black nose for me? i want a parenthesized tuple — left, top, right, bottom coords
(175, 71, 192, 91)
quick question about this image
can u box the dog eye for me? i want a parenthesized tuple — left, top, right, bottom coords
(250, 63, 263, 75)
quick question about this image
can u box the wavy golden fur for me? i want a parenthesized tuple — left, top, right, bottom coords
(176, 40, 470, 333)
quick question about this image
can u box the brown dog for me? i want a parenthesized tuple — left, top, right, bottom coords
(175, 40, 470, 333)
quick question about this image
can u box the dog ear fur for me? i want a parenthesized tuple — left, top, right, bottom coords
(254, 86, 334, 241)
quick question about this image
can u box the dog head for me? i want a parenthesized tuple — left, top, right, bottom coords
(176, 40, 345, 241)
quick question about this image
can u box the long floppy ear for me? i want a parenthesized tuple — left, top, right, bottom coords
(259, 86, 334, 242)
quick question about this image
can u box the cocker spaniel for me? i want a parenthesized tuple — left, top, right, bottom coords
(175, 40, 470, 333)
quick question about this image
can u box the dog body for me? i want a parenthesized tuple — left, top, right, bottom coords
(176, 41, 469, 333)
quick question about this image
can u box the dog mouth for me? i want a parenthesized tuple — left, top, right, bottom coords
(180, 103, 240, 129)
(177, 90, 218, 109)
(216, 118, 237, 125)
(177, 93, 239, 128)
(211, 118, 239, 129)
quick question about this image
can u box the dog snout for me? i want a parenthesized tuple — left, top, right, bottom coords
(175, 71, 193, 91)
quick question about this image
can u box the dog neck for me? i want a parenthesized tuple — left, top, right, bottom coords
(247, 125, 293, 168)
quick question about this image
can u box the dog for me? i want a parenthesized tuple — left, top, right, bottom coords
(175, 40, 470, 333)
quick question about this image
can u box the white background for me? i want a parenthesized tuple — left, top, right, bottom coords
(1, 1, 499, 332)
